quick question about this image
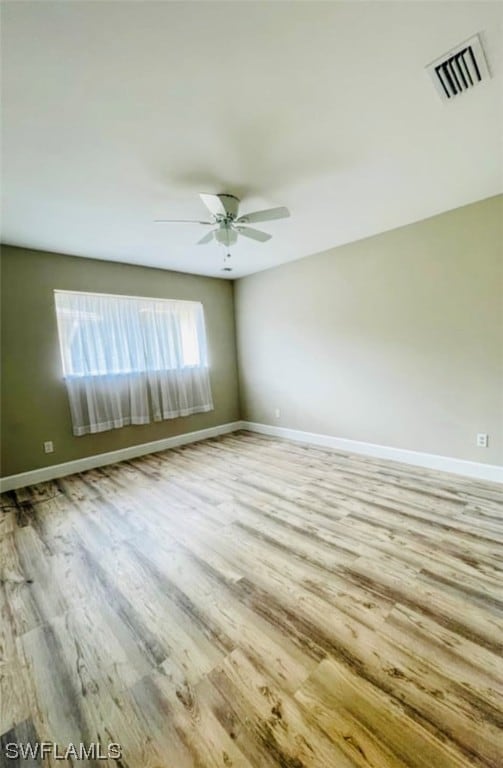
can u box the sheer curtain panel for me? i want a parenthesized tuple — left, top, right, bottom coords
(54, 290, 214, 436)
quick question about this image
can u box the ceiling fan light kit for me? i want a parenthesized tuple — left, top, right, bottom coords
(215, 226, 238, 247)
(155, 193, 290, 252)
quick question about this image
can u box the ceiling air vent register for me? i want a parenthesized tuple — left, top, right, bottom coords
(426, 34, 490, 101)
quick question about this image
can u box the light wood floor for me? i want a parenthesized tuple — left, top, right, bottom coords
(1, 431, 502, 767)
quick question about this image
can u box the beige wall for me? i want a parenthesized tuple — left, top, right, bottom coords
(235, 195, 503, 466)
(1, 246, 240, 476)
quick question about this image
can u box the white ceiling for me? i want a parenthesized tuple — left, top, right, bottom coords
(1, 1, 502, 279)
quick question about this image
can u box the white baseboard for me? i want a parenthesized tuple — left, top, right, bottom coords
(3, 419, 501, 492)
(242, 421, 503, 484)
(0, 421, 244, 493)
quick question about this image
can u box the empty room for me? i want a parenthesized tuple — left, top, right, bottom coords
(1, 1, 502, 766)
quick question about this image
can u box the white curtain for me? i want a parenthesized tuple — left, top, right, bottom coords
(54, 291, 213, 436)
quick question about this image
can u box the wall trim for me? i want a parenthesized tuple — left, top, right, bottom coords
(2, 419, 501, 491)
(242, 421, 503, 483)
(0, 421, 244, 492)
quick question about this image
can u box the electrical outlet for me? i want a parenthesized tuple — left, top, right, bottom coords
(274, 408, 281, 419)
(43, 441, 54, 454)
(476, 433, 488, 448)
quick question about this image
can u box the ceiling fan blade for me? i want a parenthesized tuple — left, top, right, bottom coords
(197, 230, 215, 245)
(200, 194, 227, 217)
(154, 219, 213, 224)
(235, 206, 290, 224)
(237, 226, 272, 242)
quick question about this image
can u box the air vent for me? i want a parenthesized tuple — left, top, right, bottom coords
(426, 34, 490, 101)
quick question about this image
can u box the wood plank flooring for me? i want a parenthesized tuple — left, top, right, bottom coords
(1, 431, 502, 767)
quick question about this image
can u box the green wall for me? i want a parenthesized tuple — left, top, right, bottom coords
(1, 246, 240, 476)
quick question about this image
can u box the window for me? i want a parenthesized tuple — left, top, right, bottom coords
(54, 290, 213, 436)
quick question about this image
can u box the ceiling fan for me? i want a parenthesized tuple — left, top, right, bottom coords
(155, 193, 290, 247)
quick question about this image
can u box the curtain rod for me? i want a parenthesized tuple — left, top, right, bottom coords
(53, 289, 201, 305)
